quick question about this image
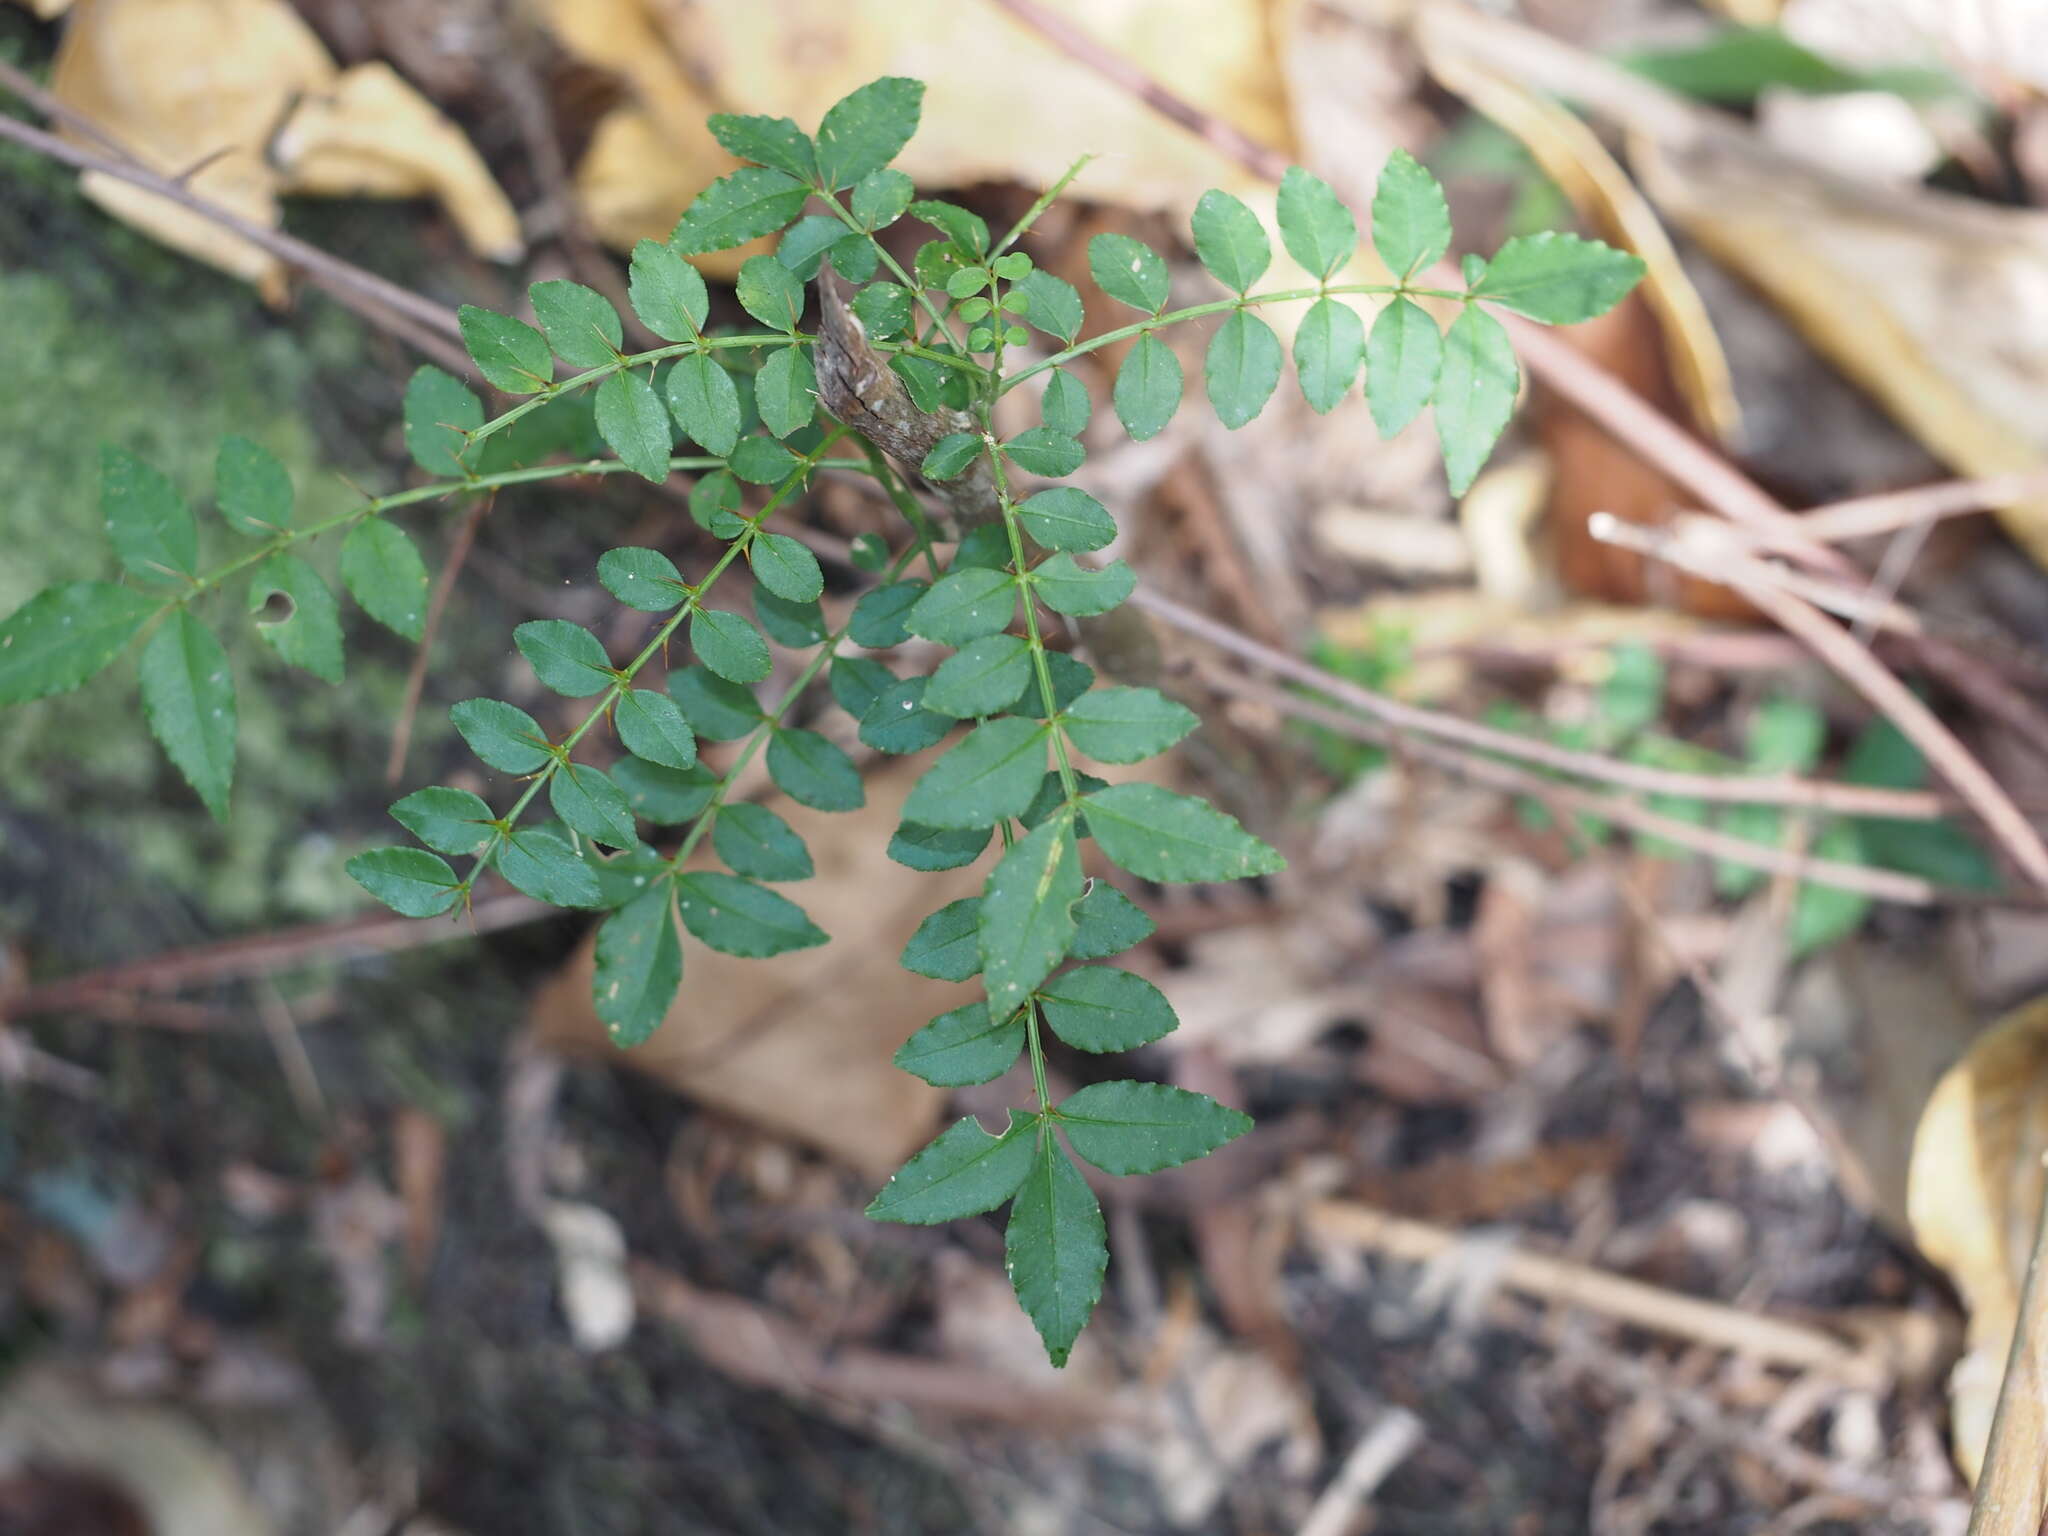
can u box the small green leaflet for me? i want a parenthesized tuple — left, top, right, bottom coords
(1276, 167, 1356, 280)
(1204, 310, 1282, 429)
(390, 785, 495, 856)
(1012, 269, 1083, 344)
(597, 547, 686, 613)
(906, 567, 1016, 645)
(901, 897, 984, 981)
(815, 76, 924, 189)
(595, 370, 673, 483)
(1370, 149, 1452, 279)
(852, 168, 914, 229)
(1016, 487, 1114, 552)
(674, 871, 826, 957)
(0, 582, 156, 706)
(767, 728, 865, 811)
(1057, 1080, 1251, 1174)
(779, 217, 853, 280)
(888, 820, 991, 872)
(1005, 1129, 1106, 1366)
(1067, 881, 1156, 960)
(912, 197, 989, 258)
(1084, 782, 1284, 883)
(903, 716, 1047, 828)
(852, 282, 912, 340)
(671, 167, 810, 253)
(530, 279, 623, 368)
(1031, 554, 1133, 617)
(615, 688, 697, 769)
(615, 758, 718, 823)
(1190, 188, 1270, 293)
(1365, 297, 1442, 438)
(754, 346, 817, 439)
(139, 608, 236, 820)
(629, 240, 710, 341)
(1040, 370, 1091, 437)
(1088, 232, 1169, 314)
(1113, 333, 1181, 441)
(496, 827, 604, 908)
(737, 254, 807, 332)
(978, 810, 1083, 1017)
(515, 619, 615, 697)
(669, 665, 761, 740)
(665, 354, 742, 458)
(859, 676, 953, 755)
(691, 608, 772, 684)
(101, 447, 196, 584)
(1017, 652, 1095, 719)
(892, 1006, 1026, 1087)
(1435, 305, 1520, 496)
(712, 801, 812, 881)
(214, 435, 292, 536)
(1002, 429, 1084, 478)
(922, 432, 983, 481)
(1061, 686, 1197, 763)
(867, 1111, 1037, 1224)
(247, 553, 344, 683)
(348, 846, 464, 918)
(1790, 820, 1872, 956)
(458, 304, 553, 394)
(829, 653, 894, 715)
(594, 885, 682, 1046)
(1039, 967, 1177, 1053)
(923, 634, 1032, 718)
(849, 582, 925, 651)
(727, 436, 801, 485)
(1469, 232, 1646, 325)
(750, 532, 824, 603)
(1294, 297, 1364, 415)
(550, 761, 639, 848)
(708, 113, 815, 181)
(450, 697, 552, 774)
(340, 519, 429, 641)
(403, 367, 483, 476)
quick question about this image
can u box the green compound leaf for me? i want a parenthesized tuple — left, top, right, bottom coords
(550, 761, 640, 849)
(390, 785, 495, 857)
(906, 567, 1017, 645)
(754, 345, 818, 439)
(0, 582, 156, 706)
(671, 166, 810, 253)
(451, 697, 552, 774)
(597, 547, 686, 613)
(1005, 1128, 1106, 1366)
(214, 435, 292, 536)
(924, 633, 1032, 719)
(815, 76, 924, 189)
(767, 727, 865, 811)
(1205, 309, 1283, 429)
(1084, 782, 1285, 883)
(458, 304, 553, 394)
(1061, 685, 1198, 764)
(1370, 149, 1452, 279)
(139, 608, 236, 820)
(674, 870, 827, 956)
(1067, 881, 1155, 960)
(669, 665, 761, 740)
(403, 366, 483, 476)
(1469, 231, 1646, 324)
(901, 897, 984, 981)
(1191, 187, 1270, 293)
(247, 553, 343, 683)
(102, 446, 196, 584)
(1013, 269, 1084, 345)
(515, 618, 616, 697)
(979, 810, 1082, 1018)
(347, 846, 464, 918)
(1016, 487, 1114, 553)
(890, 822, 991, 875)
(1040, 369, 1092, 437)
(921, 431, 983, 481)
(1039, 966, 1177, 1053)
(594, 885, 683, 1046)
(859, 676, 953, 755)
(665, 353, 742, 458)
(615, 757, 719, 823)
(691, 608, 772, 684)
(893, 1006, 1026, 1088)
(852, 167, 915, 229)
(1030, 554, 1133, 617)
(1113, 332, 1182, 441)
(628, 239, 710, 342)
(904, 716, 1047, 829)
(530, 279, 623, 368)
(750, 532, 825, 603)
(713, 801, 812, 881)
(1003, 428, 1085, 479)
(339, 519, 430, 642)
(1294, 296, 1364, 415)
(595, 370, 674, 483)
(849, 579, 926, 648)
(496, 827, 604, 908)
(1058, 1080, 1252, 1174)
(1435, 304, 1520, 496)
(1088, 231, 1169, 314)
(727, 436, 802, 485)
(708, 112, 815, 181)
(615, 687, 698, 770)
(736, 253, 808, 332)
(1366, 297, 1442, 439)
(867, 1110, 1036, 1224)
(1276, 166, 1357, 280)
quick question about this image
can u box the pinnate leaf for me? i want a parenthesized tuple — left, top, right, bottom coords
(348, 847, 463, 918)
(665, 354, 741, 457)
(102, 447, 196, 583)
(1293, 296, 1364, 415)
(712, 802, 812, 881)
(496, 827, 603, 908)
(1039, 967, 1177, 1053)
(530, 279, 623, 367)
(1113, 333, 1181, 441)
(1469, 232, 1645, 324)
(594, 886, 682, 1046)
(671, 167, 810, 253)
(1365, 297, 1442, 438)
(1002, 428, 1084, 478)
(1191, 188, 1270, 293)
(1089, 232, 1169, 314)
(1061, 686, 1197, 763)
(754, 345, 817, 438)
(550, 761, 639, 848)
(1435, 305, 1519, 495)
(978, 810, 1082, 1018)
(708, 113, 815, 181)
(139, 609, 236, 820)
(1013, 269, 1083, 344)
(907, 567, 1016, 645)
(750, 532, 824, 603)
(340, 519, 429, 641)
(1031, 554, 1133, 617)
(598, 547, 686, 612)
(1204, 310, 1282, 429)
(923, 633, 1032, 718)
(1370, 149, 1452, 278)
(691, 608, 771, 684)
(1276, 167, 1356, 279)
(629, 240, 710, 341)
(815, 77, 923, 189)
(615, 688, 697, 770)
(595, 370, 673, 483)
(1016, 487, 1114, 552)
(737, 254, 807, 332)
(867, 1111, 1037, 1224)
(904, 716, 1047, 829)
(1085, 782, 1284, 883)
(451, 697, 551, 774)
(674, 871, 826, 956)
(901, 897, 984, 981)
(1058, 1080, 1251, 1174)
(515, 619, 615, 697)
(390, 785, 495, 856)
(248, 553, 344, 683)
(458, 305, 552, 393)
(1005, 1130, 1106, 1366)
(0, 582, 155, 706)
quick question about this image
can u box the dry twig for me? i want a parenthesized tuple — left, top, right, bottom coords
(1966, 1166, 2048, 1536)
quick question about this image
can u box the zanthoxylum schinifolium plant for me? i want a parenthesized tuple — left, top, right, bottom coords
(0, 78, 1642, 1362)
